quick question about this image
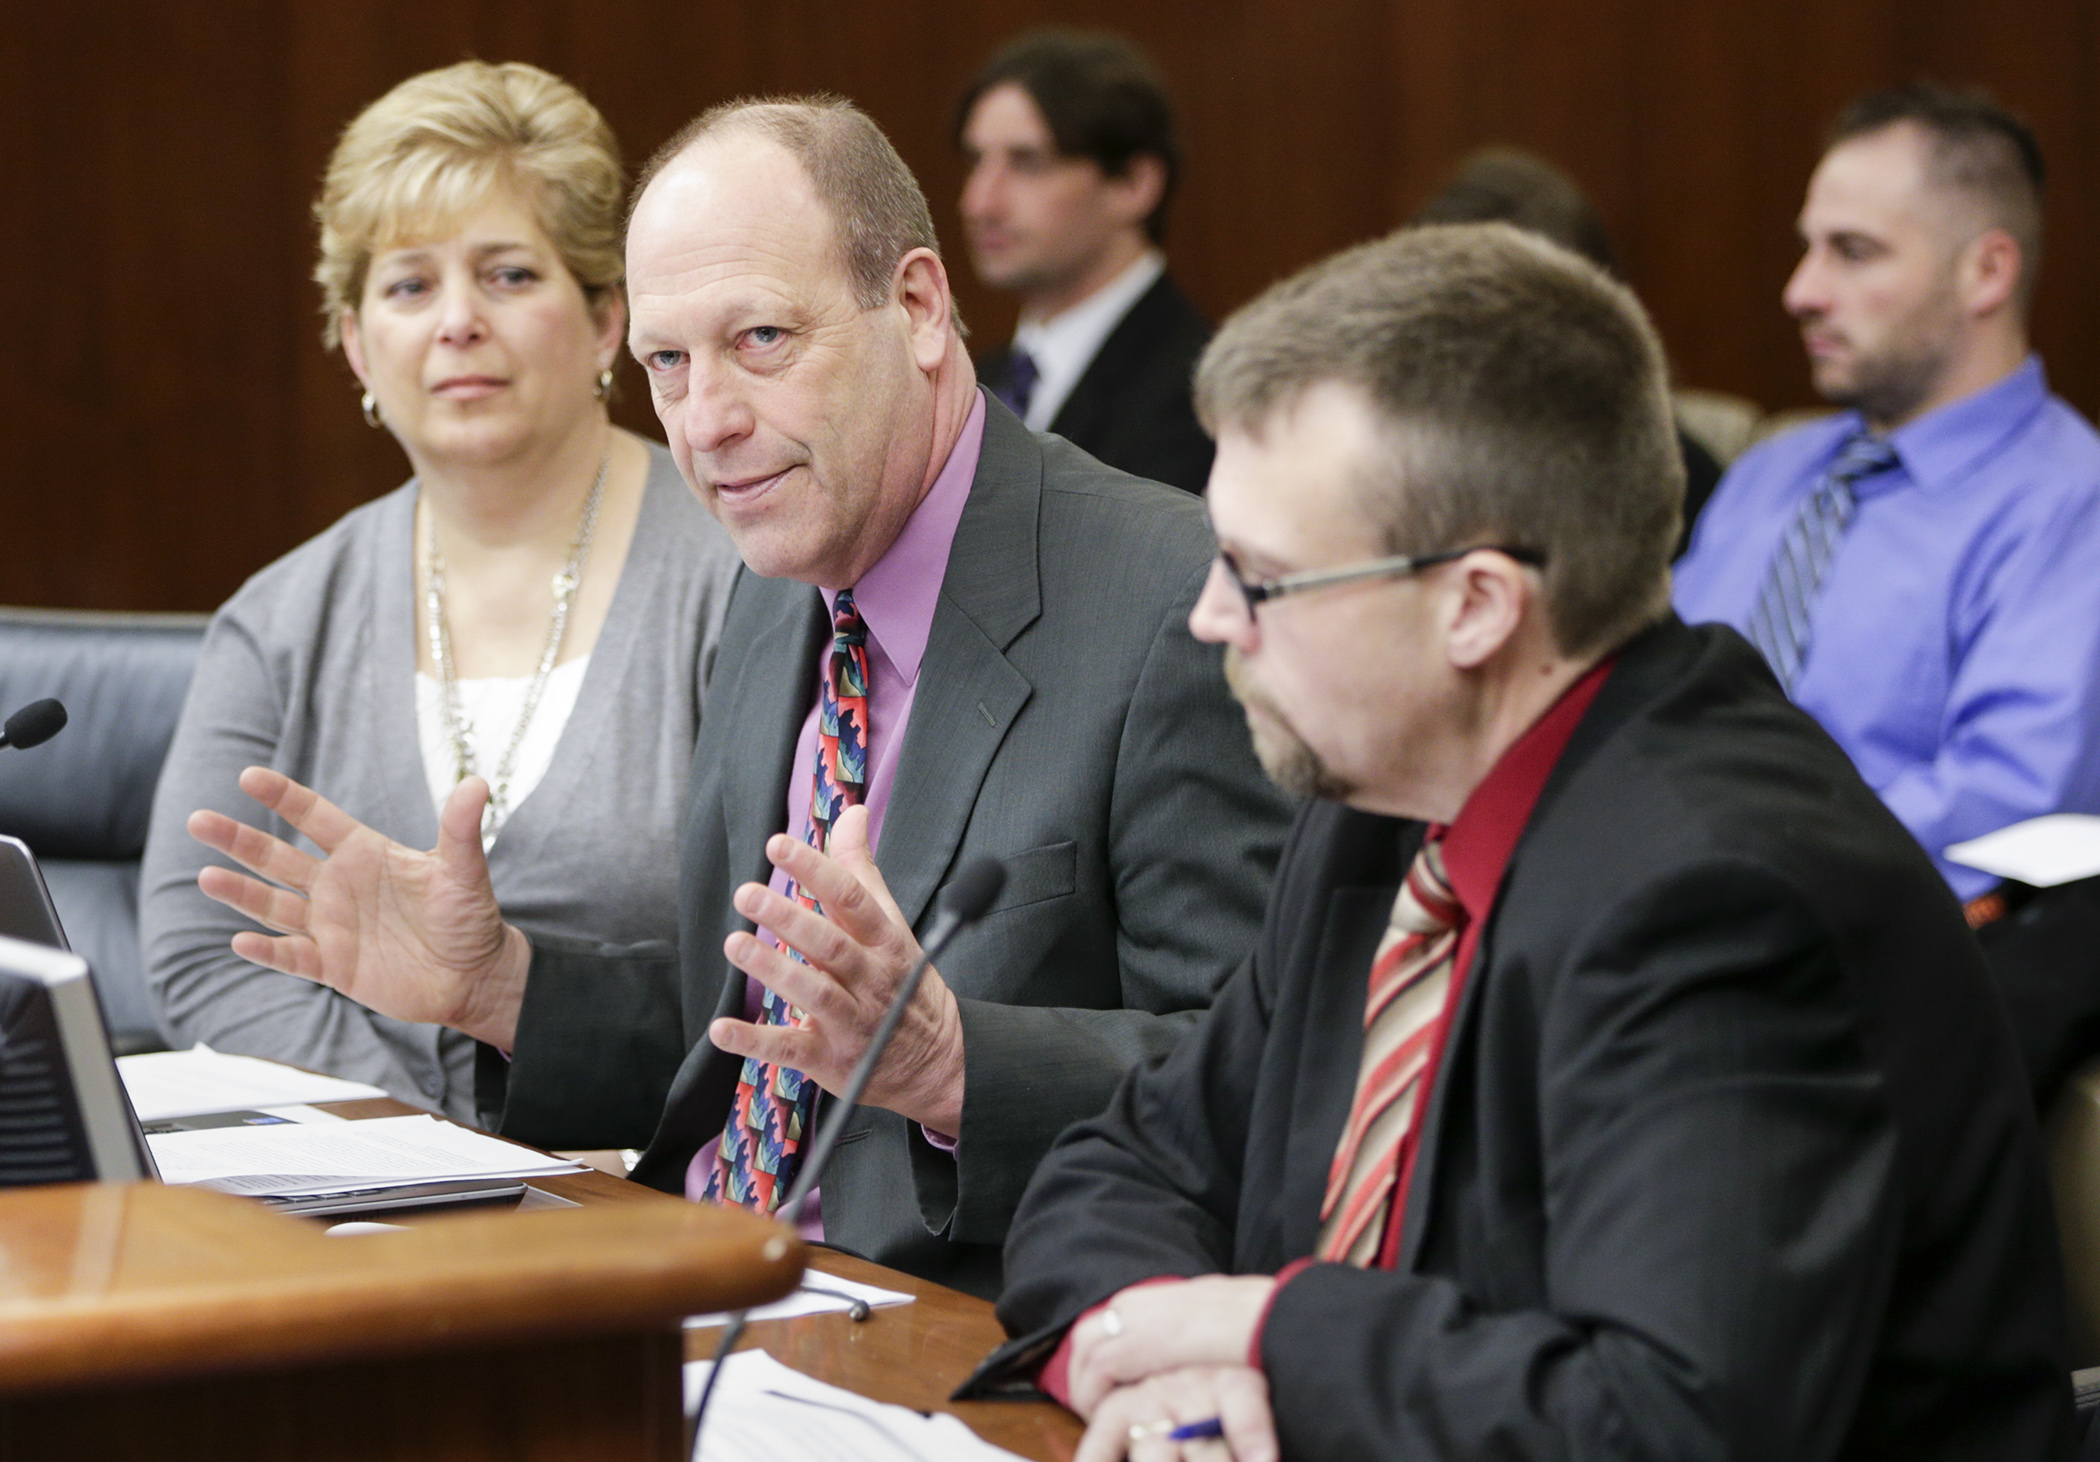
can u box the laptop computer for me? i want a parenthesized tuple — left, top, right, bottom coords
(0, 833, 68, 951)
(0, 840, 527, 1212)
(0, 932, 156, 1185)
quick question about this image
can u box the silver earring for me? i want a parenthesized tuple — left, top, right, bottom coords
(360, 389, 382, 429)
(594, 367, 614, 401)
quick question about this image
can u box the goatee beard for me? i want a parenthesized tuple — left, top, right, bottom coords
(1224, 648, 1353, 802)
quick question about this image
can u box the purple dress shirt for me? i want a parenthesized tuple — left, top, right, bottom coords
(1674, 357, 2100, 899)
(687, 392, 989, 1223)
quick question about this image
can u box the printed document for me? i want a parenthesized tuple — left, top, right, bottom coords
(684, 1349, 1025, 1462)
(146, 1114, 582, 1198)
(1947, 814, 2100, 888)
(119, 1045, 388, 1121)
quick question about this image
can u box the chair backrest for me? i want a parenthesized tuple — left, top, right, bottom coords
(0, 608, 210, 859)
(0, 607, 210, 1052)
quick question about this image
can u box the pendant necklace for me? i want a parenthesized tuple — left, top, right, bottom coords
(423, 452, 608, 842)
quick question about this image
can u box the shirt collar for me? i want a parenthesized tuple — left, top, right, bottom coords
(822, 391, 987, 687)
(1012, 250, 1164, 384)
(1435, 654, 1617, 924)
(1856, 354, 2048, 501)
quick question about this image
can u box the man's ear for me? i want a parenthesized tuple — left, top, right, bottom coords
(893, 248, 955, 372)
(1106, 154, 1167, 232)
(1442, 552, 1531, 671)
(1958, 226, 2023, 319)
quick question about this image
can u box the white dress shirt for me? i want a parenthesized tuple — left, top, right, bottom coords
(1010, 250, 1165, 431)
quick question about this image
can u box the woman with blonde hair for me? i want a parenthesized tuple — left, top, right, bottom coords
(140, 61, 739, 1127)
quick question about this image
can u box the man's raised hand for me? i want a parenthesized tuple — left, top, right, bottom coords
(708, 804, 969, 1135)
(188, 768, 531, 1050)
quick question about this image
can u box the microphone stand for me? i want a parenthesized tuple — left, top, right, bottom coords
(688, 858, 1006, 1456)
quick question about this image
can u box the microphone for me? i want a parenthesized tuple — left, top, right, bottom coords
(0, 699, 66, 752)
(775, 854, 1005, 1228)
(690, 857, 1006, 1446)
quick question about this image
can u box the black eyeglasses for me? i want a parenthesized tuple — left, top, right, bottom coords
(1218, 544, 1547, 613)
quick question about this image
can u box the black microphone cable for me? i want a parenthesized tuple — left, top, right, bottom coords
(688, 856, 1007, 1456)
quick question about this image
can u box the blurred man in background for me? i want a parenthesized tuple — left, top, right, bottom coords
(957, 29, 1214, 493)
(1412, 147, 1724, 548)
(1675, 83, 2100, 1106)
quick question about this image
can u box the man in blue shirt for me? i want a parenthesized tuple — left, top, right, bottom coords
(1676, 84, 2100, 927)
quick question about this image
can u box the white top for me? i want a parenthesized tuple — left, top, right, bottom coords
(1010, 249, 1165, 431)
(415, 655, 590, 841)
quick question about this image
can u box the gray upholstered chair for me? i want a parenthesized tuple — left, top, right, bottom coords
(0, 607, 209, 1053)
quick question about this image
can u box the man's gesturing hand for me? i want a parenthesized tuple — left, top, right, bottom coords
(188, 767, 532, 1050)
(709, 805, 968, 1135)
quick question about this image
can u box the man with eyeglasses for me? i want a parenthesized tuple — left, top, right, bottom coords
(967, 224, 2071, 1459)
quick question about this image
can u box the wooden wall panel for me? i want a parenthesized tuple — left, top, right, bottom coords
(3, 0, 2096, 611)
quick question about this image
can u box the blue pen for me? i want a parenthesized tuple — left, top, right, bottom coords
(1167, 1417, 1225, 1443)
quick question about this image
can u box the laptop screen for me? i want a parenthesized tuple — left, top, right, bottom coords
(0, 933, 155, 1185)
(0, 835, 68, 951)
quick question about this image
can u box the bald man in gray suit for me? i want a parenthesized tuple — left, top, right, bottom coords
(187, 98, 1287, 1298)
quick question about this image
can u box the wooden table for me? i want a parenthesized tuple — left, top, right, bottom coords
(0, 1171, 801, 1461)
(323, 1098, 1086, 1460)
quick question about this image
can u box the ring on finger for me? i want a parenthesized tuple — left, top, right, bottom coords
(1127, 1418, 1175, 1443)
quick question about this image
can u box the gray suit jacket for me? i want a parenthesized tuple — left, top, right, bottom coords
(486, 399, 1292, 1294)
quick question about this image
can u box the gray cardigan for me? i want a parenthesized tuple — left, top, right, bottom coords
(140, 444, 740, 1121)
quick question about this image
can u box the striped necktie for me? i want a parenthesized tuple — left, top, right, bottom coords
(1745, 432, 1900, 692)
(1316, 838, 1464, 1267)
(703, 589, 871, 1214)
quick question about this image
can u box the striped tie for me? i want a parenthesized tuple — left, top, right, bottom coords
(1316, 839, 1464, 1267)
(703, 589, 871, 1214)
(1745, 433, 1900, 692)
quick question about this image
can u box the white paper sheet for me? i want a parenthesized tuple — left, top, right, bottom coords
(1945, 814, 2100, 887)
(119, 1045, 388, 1121)
(683, 1349, 1025, 1462)
(146, 1114, 582, 1197)
(685, 1271, 916, 1327)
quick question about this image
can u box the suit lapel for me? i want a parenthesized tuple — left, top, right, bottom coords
(1396, 919, 1492, 1273)
(876, 401, 1042, 933)
(1390, 633, 1672, 1270)
(1047, 275, 1183, 445)
(719, 572, 831, 897)
(632, 573, 826, 1187)
(1280, 882, 1396, 1258)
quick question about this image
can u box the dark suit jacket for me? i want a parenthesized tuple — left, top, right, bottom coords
(979, 618, 2072, 1458)
(1676, 424, 1724, 557)
(978, 273, 1215, 494)
(483, 399, 1293, 1297)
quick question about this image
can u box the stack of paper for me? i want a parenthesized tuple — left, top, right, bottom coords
(684, 1349, 1026, 1462)
(1946, 814, 2100, 888)
(146, 1114, 582, 1200)
(118, 1045, 388, 1122)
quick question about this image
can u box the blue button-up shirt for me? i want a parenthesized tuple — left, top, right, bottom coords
(1675, 357, 2100, 899)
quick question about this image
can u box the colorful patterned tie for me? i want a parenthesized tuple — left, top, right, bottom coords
(1316, 838, 1464, 1267)
(703, 589, 871, 1213)
(1745, 432, 1900, 692)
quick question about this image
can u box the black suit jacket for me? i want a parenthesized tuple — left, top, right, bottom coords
(978, 618, 2072, 1458)
(484, 400, 1292, 1297)
(978, 273, 1214, 494)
